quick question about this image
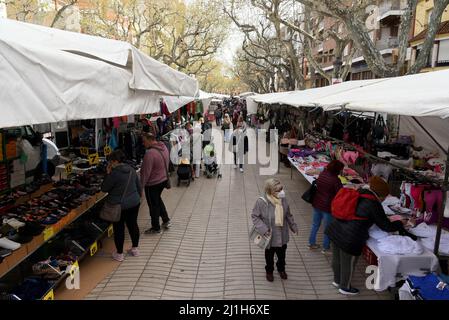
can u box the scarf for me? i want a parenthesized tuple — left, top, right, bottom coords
(266, 194, 284, 227)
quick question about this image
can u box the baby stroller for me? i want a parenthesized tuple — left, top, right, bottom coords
(203, 144, 222, 179)
(177, 158, 193, 187)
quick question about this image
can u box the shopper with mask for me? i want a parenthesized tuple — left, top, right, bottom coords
(309, 160, 344, 254)
(251, 178, 298, 282)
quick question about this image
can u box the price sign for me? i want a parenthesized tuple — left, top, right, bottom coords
(104, 145, 112, 157)
(43, 289, 54, 300)
(43, 227, 54, 241)
(80, 147, 89, 156)
(65, 162, 73, 175)
(88, 153, 100, 166)
(90, 241, 98, 256)
(107, 224, 113, 237)
(69, 260, 79, 279)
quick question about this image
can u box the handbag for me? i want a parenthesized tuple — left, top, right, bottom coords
(100, 169, 133, 222)
(152, 147, 171, 189)
(301, 180, 317, 204)
(249, 197, 272, 250)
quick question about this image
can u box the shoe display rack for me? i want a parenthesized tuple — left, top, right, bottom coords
(0, 161, 113, 300)
(0, 130, 21, 196)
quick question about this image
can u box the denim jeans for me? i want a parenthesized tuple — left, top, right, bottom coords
(308, 208, 332, 250)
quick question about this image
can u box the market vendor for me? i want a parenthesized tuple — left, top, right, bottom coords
(325, 176, 417, 296)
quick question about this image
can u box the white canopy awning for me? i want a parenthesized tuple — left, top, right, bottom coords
(0, 36, 160, 128)
(317, 69, 449, 119)
(0, 19, 198, 97)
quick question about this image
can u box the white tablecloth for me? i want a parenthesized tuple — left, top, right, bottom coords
(367, 238, 440, 291)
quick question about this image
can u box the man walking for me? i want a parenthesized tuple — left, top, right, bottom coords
(141, 133, 171, 234)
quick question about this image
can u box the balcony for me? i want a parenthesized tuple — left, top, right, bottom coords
(377, 0, 404, 24)
(376, 37, 399, 51)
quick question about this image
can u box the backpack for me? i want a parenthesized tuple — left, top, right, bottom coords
(331, 188, 377, 221)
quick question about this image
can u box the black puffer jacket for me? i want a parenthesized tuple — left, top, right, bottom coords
(325, 189, 404, 256)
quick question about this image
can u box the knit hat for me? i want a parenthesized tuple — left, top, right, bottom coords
(369, 176, 390, 198)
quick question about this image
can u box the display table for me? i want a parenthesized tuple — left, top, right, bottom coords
(288, 157, 317, 184)
(366, 238, 440, 291)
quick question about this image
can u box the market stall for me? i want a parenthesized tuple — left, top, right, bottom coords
(0, 20, 197, 300)
(254, 69, 449, 293)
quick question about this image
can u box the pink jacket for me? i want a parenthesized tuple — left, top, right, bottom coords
(140, 142, 169, 188)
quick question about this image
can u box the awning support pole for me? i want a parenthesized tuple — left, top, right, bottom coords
(434, 147, 449, 256)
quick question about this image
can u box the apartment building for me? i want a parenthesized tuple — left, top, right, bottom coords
(409, 0, 449, 71)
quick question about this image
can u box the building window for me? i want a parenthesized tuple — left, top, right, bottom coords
(391, 25, 399, 37)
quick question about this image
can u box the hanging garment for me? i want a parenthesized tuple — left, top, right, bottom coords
(371, 163, 393, 181)
(112, 117, 121, 129)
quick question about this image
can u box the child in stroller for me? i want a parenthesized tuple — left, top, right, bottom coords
(203, 144, 221, 179)
(177, 158, 193, 186)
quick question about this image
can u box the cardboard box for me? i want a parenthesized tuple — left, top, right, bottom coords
(6, 245, 28, 270)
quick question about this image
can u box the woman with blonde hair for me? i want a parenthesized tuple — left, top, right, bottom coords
(251, 178, 298, 282)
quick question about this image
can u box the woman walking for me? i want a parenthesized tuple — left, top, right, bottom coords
(229, 121, 248, 173)
(251, 178, 298, 282)
(101, 150, 141, 262)
(222, 113, 232, 143)
(308, 160, 344, 254)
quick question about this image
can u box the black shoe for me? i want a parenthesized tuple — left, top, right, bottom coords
(339, 287, 360, 295)
(279, 271, 288, 280)
(145, 228, 161, 234)
(266, 272, 274, 282)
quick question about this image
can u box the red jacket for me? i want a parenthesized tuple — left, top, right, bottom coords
(312, 169, 343, 213)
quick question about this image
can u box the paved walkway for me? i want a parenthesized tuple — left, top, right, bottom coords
(85, 161, 391, 300)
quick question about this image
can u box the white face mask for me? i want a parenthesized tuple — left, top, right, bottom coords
(277, 190, 286, 198)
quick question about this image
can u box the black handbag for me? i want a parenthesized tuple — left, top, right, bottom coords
(301, 180, 317, 204)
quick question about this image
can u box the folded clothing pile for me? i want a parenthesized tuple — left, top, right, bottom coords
(377, 235, 424, 255)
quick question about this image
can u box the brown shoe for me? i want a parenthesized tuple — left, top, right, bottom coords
(279, 271, 288, 280)
(266, 272, 274, 282)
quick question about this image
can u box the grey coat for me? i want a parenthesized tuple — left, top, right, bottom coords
(101, 164, 141, 210)
(251, 196, 298, 248)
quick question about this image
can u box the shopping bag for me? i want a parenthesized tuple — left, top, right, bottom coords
(301, 180, 317, 204)
(249, 225, 272, 250)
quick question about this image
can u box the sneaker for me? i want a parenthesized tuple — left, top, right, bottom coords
(0, 237, 21, 250)
(144, 228, 161, 235)
(239, 168, 244, 173)
(339, 287, 360, 295)
(321, 249, 330, 255)
(112, 252, 124, 262)
(308, 244, 320, 250)
(127, 247, 139, 257)
(332, 282, 339, 288)
(162, 221, 172, 229)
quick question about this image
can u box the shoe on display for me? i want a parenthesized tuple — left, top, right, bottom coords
(0, 248, 12, 258)
(0, 237, 21, 250)
(4, 218, 26, 229)
(162, 221, 172, 229)
(112, 252, 124, 262)
(339, 287, 360, 295)
(145, 228, 161, 235)
(127, 247, 139, 257)
(7, 233, 33, 244)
